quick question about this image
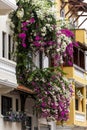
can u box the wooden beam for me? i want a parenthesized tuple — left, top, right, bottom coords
(60, 2, 67, 12)
(65, 5, 74, 17)
(78, 14, 87, 17)
(68, 7, 80, 19)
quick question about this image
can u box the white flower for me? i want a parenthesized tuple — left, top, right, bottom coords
(41, 33, 46, 36)
(10, 22, 15, 29)
(57, 48, 61, 52)
(41, 27, 46, 33)
(36, 10, 44, 20)
(16, 8, 24, 19)
(47, 17, 52, 22)
(7, 18, 15, 29)
(46, 24, 50, 28)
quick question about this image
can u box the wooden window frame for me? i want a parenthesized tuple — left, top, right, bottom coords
(1, 96, 12, 115)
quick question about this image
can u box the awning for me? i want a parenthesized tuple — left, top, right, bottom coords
(16, 85, 34, 94)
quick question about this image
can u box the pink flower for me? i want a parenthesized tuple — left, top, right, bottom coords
(22, 43, 27, 48)
(33, 41, 41, 47)
(68, 61, 73, 66)
(18, 33, 26, 39)
(35, 35, 41, 41)
(47, 41, 54, 45)
(29, 17, 35, 24)
(22, 21, 28, 27)
(60, 29, 74, 38)
(41, 102, 46, 108)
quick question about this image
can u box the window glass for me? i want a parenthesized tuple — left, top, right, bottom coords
(73, 47, 85, 69)
(2, 32, 6, 58)
(1, 96, 12, 115)
(16, 99, 19, 111)
(22, 116, 32, 130)
(8, 34, 12, 60)
(75, 99, 79, 110)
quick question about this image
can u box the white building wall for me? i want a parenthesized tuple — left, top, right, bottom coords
(0, 92, 21, 130)
(0, 15, 11, 58)
(25, 97, 38, 130)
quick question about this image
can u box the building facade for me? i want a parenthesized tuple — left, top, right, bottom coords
(0, 0, 87, 130)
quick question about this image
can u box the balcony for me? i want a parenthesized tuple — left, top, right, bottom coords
(0, 0, 17, 15)
(74, 29, 87, 45)
(0, 57, 17, 93)
(63, 65, 87, 86)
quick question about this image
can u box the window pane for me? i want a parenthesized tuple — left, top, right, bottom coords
(75, 99, 78, 110)
(73, 47, 78, 65)
(1, 96, 12, 115)
(2, 32, 6, 58)
(16, 99, 19, 111)
(8, 35, 11, 60)
(79, 50, 85, 69)
(39, 51, 43, 69)
(22, 116, 32, 130)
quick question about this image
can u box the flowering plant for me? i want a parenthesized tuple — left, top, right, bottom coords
(29, 67, 73, 122)
(8, 0, 76, 123)
(9, 0, 78, 66)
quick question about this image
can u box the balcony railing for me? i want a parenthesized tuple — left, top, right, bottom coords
(0, 58, 17, 93)
(75, 111, 86, 122)
(63, 65, 87, 85)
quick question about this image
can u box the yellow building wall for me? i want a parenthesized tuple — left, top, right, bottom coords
(75, 29, 87, 44)
(55, 0, 87, 127)
(66, 84, 75, 125)
(63, 67, 87, 127)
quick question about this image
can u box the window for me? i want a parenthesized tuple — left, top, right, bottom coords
(39, 51, 43, 69)
(2, 32, 6, 58)
(16, 99, 19, 111)
(73, 47, 79, 65)
(75, 87, 84, 112)
(73, 46, 85, 69)
(79, 50, 84, 69)
(8, 35, 12, 60)
(1, 96, 12, 115)
(22, 116, 32, 130)
(60, 9, 65, 18)
(75, 99, 79, 110)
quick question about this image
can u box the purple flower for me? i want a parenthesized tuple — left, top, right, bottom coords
(33, 41, 41, 47)
(29, 17, 35, 24)
(22, 21, 28, 27)
(74, 41, 79, 47)
(51, 103, 57, 109)
(22, 43, 27, 48)
(61, 29, 74, 38)
(35, 35, 41, 41)
(18, 33, 26, 39)
(68, 61, 73, 66)
(47, 41, 54, 45)
(22, 27, 28, 31)
(41, 102, 46, 108)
